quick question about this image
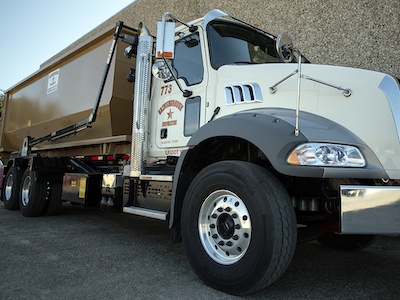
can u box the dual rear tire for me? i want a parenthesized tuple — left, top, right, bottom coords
(2, 166, 22, 210)
(2, 166, 62, 216)
(19, 169, 47, 217)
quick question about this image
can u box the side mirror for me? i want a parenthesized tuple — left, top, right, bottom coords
(155, 14, 176, 60)
(276, 34, 294, 63)
(152, 60, 172, 81)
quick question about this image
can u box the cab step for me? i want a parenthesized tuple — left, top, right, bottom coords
(123, 206, 168, 221)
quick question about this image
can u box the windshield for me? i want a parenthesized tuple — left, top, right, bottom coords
(207, 20, 281, 69)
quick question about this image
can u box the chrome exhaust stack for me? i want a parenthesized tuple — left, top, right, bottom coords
(130, 23, 153, 178)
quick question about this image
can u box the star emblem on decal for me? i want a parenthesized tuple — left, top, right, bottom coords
(167, 108, 174, 119)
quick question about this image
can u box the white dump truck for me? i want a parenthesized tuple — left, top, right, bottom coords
(1, 10, 399, 295)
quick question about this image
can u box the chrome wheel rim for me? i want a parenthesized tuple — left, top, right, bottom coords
(198, 190, 251, 265)
(5, 173, 14, 201)
(21, 175, 32, 207)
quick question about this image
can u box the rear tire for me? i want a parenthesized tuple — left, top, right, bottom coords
(19, 169, 47, 217)
(318, 233, 377, 251)
(181, 161, 297, 295)
(42, 178, 63, 216)
(2, 167, 22, 210)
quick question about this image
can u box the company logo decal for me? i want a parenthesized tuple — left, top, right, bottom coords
(159, 100, 183, 127)
(158, 100, 184, 115)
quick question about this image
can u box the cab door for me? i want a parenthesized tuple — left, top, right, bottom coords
(154, 31, 207, 154)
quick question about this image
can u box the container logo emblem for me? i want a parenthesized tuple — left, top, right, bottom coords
(47, 68, 60, 94)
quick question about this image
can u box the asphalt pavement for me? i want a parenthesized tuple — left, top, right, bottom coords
(0, 202, 399, 300)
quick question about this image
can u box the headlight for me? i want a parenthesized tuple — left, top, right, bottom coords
(287, 143, 365, 167)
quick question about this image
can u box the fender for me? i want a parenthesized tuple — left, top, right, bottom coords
(190, 107, 385, 178)
(169, 107, 386, 228)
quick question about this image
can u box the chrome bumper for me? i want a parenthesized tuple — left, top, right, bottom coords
(341, 185, 400, 234)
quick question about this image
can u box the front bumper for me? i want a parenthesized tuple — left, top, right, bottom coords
(341, 185, 400, 234)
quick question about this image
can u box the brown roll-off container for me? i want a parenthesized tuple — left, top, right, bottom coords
(0, 25, 137, 161)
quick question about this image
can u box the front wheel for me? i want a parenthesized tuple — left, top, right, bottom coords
(181, 161, 297, 295)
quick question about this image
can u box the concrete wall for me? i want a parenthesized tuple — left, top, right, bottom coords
(46, 0, 399, 78)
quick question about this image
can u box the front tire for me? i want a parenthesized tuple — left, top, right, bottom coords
(19, 169, 47, 217)
(181, 161, 297, 295)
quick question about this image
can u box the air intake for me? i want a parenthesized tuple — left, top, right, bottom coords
(224, 83, 263, 105)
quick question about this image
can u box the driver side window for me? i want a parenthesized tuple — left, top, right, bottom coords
(172, 33, 203, 86)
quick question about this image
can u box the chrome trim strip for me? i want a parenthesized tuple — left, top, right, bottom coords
(123, 206, 168, 221)
(139, 175, 173, 182)
(379, 75, 400, 140)
(341, 185, 400, 234)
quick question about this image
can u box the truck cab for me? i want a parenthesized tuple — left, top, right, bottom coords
(138, 11, 400, 293)
(143, 9, 400, 232)
(149, 12, 282, 158)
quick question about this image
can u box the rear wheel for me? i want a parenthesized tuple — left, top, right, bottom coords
(318, 233, 377, 251)
(19, 169, 47, 217)
(181, 161, 297, 295)
(2, 167, 22, 210)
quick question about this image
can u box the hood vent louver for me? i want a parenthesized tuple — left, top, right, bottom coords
(224, 83, 263, 105)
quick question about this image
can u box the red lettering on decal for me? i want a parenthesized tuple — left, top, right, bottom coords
(161, 84, 173, 96)
(158, 100, 184, 115)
